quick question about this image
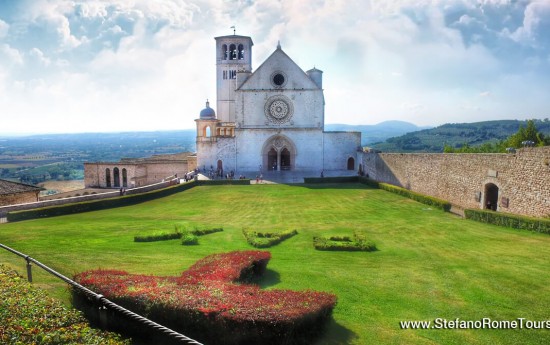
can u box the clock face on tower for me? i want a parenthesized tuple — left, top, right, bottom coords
(265, 95, 294, 124)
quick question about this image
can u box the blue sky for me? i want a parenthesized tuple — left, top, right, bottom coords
(1, 0, 549, 134)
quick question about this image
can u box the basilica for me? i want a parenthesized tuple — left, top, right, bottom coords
(195, 34, 361, 174)
(84, 33, 362, 189)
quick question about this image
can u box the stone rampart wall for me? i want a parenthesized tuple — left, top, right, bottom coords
(0, 179, 181, 218)
(0, 191, 39, 207)
(362, 147, 550, 218)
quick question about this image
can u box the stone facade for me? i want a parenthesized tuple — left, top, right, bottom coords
(0, 179, 42, 207)
(195, 34, 361, 174)
(84, 152, 192, 188)
(362, 147, 550, 218)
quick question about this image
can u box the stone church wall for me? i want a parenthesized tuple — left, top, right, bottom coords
(362, 147, 550, 218)
(323, 132, 361, 171)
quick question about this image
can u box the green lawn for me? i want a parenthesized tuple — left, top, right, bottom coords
(1, 183, 550, 345)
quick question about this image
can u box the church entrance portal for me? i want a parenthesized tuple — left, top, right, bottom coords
(281, 148, 291, 170)
(484, 183, 499, 211)
(268, 148, 277, 171)
(263, 136, 296, 172)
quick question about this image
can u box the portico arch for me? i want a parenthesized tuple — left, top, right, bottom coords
(262, 135, 297, 171)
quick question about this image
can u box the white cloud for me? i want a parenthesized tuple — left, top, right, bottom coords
(0, 0, 549, 133)
(0, 19, 8, 38)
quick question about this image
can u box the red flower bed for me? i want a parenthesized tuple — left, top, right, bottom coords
(73, 251, 337, 344)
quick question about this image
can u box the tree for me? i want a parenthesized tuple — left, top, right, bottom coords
(506, 119, 546, 148)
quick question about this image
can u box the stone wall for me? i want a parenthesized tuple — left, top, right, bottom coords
(323, 131, 361, 171)
(362, 147, 550, 218)
(84, 161, 189, 188)
(0, 179, 182, 218)
(0, 191, 39, 207)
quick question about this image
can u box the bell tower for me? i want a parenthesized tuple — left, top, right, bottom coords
(215, 34, 253, 123)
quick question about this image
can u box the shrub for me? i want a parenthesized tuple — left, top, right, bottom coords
(73, 251, 336, 345)
(465, 209, 550, 234)
(0, 264, 129, 345)
(359, 178, 451, 212)
(242, 228, 298, 248)
(189, 227, 223, 236)
(134, 230, 182, 242)
(314, 232, 377, 252)
(181, 232, 199, 245)
(304, 176, 359, 183)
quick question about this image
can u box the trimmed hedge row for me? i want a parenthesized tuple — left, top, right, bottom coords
(73, 251, 336, 345)
(135, 227, 224, 244)
(465, 209, 550, 234)
(196, 179, 251, 186)
(0, 264, 129, 345)
(242, 229, 298, 248)
(134, 230, 182, 242)
(7, 179, 250, 222)
(313, 232, 377, 252)
(7, 181, 199, 222)
(359, 178, 452, 212)
(304, 176, 359, 184)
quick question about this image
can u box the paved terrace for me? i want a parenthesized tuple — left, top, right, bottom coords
(199, 169, 358, 184)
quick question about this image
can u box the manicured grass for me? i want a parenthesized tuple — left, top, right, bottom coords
(1, 183, 550, 344)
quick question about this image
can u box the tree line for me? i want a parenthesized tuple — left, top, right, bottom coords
(443, 120, 550, 153)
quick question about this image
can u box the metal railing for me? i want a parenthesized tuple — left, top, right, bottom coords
(0, 243, 203, 345)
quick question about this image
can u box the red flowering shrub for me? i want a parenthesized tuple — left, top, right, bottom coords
(73, 251, 337, 345)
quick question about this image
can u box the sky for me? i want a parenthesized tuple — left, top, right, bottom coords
(1, 0, 549, 134)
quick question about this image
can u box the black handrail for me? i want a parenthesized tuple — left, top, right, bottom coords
(0, 242, 203, 345)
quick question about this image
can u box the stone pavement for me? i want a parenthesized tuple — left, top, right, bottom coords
(199, 170, 358, 184)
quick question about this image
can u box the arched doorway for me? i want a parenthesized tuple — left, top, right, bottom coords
(113, 167, 120, 188)
(122, 168, 128, 187)
(347, 157, 355, 170)
(268, 148, 277, 171)
(105, 168, 111, 188)
(281, 148, 291, 170)
(262, 135, 296, 171)
(484, 183, 499, 211)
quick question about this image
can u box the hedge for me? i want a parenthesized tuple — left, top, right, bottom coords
(7, 181, 199, 222)
(134, 230, 182, 242)
(464, 209, 550, 234)
(7, 179, 250, 222)
(242, 229, 298, 248)
(313, 232, 377, 252)
(73, 251, 336, 345)
(359, 178, 452, 212)
(0, 264, 129, 345)
(304, 176, 359, 184)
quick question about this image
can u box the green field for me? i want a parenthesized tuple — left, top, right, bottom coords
(1, 183, 550, 344)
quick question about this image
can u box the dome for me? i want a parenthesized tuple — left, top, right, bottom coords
(199, 100, 216, 119)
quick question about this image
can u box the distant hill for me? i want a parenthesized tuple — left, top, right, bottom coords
(370, 119, 550, 153)
(325, 121, 431, 145)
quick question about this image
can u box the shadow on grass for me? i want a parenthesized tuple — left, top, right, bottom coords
(314, 317, 357, 345)
(254, 268, 281, 288)
(288, 182, 376, 190)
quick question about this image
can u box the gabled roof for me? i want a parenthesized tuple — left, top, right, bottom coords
(0, 179, 43, 196)
(238, 45, 320, 90)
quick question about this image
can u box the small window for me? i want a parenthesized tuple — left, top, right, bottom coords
(273, 73, 285, 86)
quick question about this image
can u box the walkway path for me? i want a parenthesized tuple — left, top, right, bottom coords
(202, 170, 357, 184)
